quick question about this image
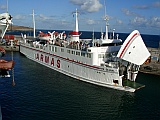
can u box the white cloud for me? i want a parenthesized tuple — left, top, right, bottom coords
(132, 2, 160, 10)
(116, 19, 123, 24)
(0, 5, 7, 10)
(152, 2, 160, 8)
(13, 14, 26, 20)
(86, 19, 96, 25)
(70, 0, 102, 13)
(121, 8, 138, 16)
(129, 16, 160, 29)
(36, 14, 53, 21)
(148, 17, 160, 28)
(133, 5, 149, 9)
(133, 2, 160, 10)
(130, 17, 147, 26)
(69, 0, 85, 5)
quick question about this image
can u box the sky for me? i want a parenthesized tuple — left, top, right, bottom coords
(0, 0, 160, 35)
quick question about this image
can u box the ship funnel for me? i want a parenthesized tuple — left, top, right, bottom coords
(117, 30, 150, 65)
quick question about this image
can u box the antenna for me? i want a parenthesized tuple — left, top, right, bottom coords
(104, 0, 106, 17)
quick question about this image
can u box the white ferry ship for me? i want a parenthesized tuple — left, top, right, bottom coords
(20, 9, 150, 92)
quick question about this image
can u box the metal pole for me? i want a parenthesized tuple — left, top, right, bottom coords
(10, 40, 15, 86)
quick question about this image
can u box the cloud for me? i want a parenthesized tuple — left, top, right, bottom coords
(116, 19, 123, 24)
(130, 17, 147, 27)
(121, 8, 138, 16)
(148, 17, 160, 28)
(133, 5, 150, 9)
(69, 0, 84, 5)
(36, 14, 53, 21)
(152, 1, 160, 8)
(33, 14, 73, 30)
(13, 15, 26, 20)
(70, 0, 102, 13)
(129, 16, 160, 29)
(132, 2, 160, 9)
(0, 5, 7, 10)
(86, 19, 96, 25)
(12, 12, 73, 30)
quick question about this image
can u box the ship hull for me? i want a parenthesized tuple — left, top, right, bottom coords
(20, 44, 136, 92)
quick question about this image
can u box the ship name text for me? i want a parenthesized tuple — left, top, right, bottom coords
(35, 53, 60, 68)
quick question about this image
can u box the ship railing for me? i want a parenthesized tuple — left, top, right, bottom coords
(31, 42, 48, 50)
(102, 62, 119, 68)
(66, 41, 91, 51)
(24, 42, 31, 47)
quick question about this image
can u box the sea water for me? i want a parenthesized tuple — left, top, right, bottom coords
(0, 50, 160, 120)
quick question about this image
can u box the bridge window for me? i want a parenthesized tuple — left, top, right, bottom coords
(72, 50, 75, 54)
(105, 53, 111, 57)
(88, 49, 91, 52)
(49, 46, 52, 51)
(98, 54, 104, 58)
(76, 51, 80, 56)
(81, 53, 85, 57)
(87, 53, 91, 58)
(67, 50, 70, 54)
(52, 46, 54, 52)
(61, 48, 64, 52)
(55, 47, 57, 52)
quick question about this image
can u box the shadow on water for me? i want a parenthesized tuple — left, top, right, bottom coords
(0, 52, 160, 120)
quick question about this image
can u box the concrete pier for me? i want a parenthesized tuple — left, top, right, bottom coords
(140, 62, 160, 76)
(140, 47, 160, 76)
(1, 45, 19, 51)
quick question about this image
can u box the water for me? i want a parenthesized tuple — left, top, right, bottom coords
(0, 51, 160, 120)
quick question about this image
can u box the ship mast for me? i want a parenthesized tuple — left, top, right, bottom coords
(104, 0, 109, 40)
(69, 9, 80, 42)
(31, 9, 36, 38)
(75, 8, 79, 32)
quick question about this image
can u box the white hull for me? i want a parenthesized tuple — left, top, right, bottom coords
(20, 44, 136, 92)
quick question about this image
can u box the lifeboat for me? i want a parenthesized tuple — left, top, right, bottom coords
(0, 46, 15, 77)
(0, 59, 15, 70)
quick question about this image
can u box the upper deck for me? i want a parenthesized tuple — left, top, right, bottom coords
(21, 37, 122, 68)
